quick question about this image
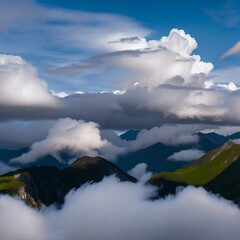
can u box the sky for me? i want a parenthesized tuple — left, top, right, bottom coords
(37, 0, 239, 64)
(2, 2, 240, 239)
(1, 0, 240, 157)
(0, 0, 240, 93)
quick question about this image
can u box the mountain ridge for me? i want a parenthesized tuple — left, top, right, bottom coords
(0, 156, 136, 208)
(148, 140, 240, 205)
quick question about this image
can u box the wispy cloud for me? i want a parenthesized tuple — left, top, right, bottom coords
(221, 41, 240, 59)
(0, 1, 149, 62)
(205, 1, 240, 28)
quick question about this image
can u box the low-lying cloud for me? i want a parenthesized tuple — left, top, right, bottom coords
(1, 177, 240, 240)
(128, 163, 152, 182)
(11, 118, 124, 164)
(133, 125, 200, 148)
(168, 149, 205, 162)
(10, 119, 202, 164)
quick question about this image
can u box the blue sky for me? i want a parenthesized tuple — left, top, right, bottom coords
(37, 0, 240, 64)
(1, 0, 240, 147)
(0, 0, 239, 92)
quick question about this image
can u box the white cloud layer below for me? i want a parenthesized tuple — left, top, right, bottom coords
(1, 177, 240, 240)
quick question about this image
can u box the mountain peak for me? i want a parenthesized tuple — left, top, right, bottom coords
(0, 156, 136, 207)
(120, 129, 140, 141)
(222, 139, 235, 149)
(71, 156, 106, 169)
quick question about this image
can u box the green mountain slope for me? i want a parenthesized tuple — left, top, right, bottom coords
(0, 176, 26, 191)
(205, 157, 240, 205)
(149, 140, 240, 186)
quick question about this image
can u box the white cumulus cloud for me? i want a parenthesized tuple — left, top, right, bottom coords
(83, 29, 213, 89)
(11, 118, 124, 164)
(0, 53, 56, 106)
(218, 82, 239, 91)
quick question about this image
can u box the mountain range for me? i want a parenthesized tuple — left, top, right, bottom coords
(2, 130, 240, 207)
(1, 130, 239, 174)
(149, 140, 240, 205)
(116, 130, 240, 173)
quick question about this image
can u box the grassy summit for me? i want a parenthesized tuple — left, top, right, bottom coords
(0, 175, 26, 191)
(149, 140, 240, 185)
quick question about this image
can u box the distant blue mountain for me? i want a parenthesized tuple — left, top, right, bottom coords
(0, 148, 67, 170)
(120, 129, 140, 141)
(1, 130, 240, 173)
(24, 155, 67, 170)
(0, 147, 29, 162)
(229, 132, 240, 140)
(116, 130, 240, 173)
(196, 132, 227, 151)
(116, 142, 188, 173)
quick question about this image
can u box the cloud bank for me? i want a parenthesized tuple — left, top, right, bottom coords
(2, 177, 240, 240)
(1, 29, 240, 130)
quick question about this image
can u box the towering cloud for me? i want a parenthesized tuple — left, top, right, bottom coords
(71, 29, 213, 89)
